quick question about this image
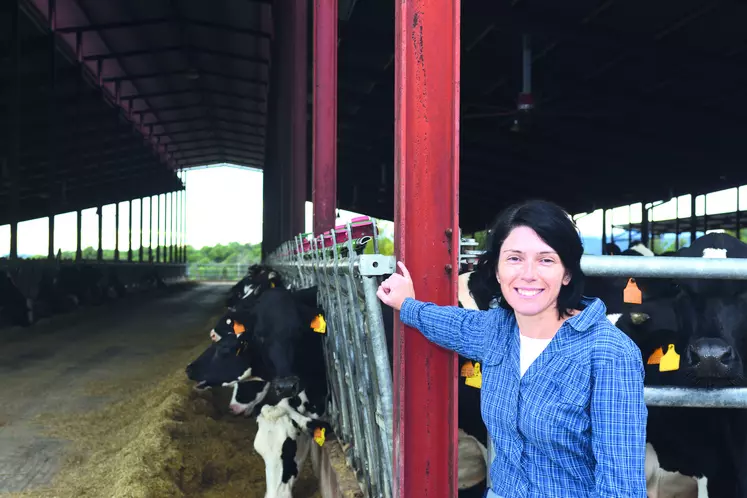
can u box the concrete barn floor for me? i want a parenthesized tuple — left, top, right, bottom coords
(0, 282, 230, 494)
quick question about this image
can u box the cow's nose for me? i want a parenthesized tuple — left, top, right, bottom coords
(185, 363, 195, 379)
(273, 376, 300, 398)
(687, 338, 739, 377)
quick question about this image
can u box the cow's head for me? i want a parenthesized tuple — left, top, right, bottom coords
(185, 325, 257, 389)
(609, 297, 689, 385)
(253, 397, 333, 498)
(247, 287, 325, 399)
(676, 293, 747, 387)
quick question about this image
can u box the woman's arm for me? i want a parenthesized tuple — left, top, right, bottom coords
(591, 352, 648, 497)
(398, 297, 500, 361)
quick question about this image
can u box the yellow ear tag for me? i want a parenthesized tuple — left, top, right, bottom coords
(623, 278, 642, 304)
(647, 347, 664, 365)
(464, 362, 482, 389)
(313, 427, 326, 446)
(270, 282, 276, 288)
(310, 314, 326, 334)
(460, 361, 474, 378)
(659, 344, 680, 372)
(233, 321, 245, 336)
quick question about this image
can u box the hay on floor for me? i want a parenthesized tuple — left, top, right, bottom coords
(6, 340, 321, 498)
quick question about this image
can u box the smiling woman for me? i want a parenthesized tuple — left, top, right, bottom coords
(376, 199, 648, 498)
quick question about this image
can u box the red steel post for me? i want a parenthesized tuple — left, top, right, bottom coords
(312, 0, 338, 235)
(393, 1, 461, 497)
(291, 0, 308, 236)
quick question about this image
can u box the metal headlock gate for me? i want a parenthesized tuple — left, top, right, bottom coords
(270, 228, 747, 496)
(266, 217, 395, 498)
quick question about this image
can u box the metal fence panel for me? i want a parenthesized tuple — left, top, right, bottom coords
(267, 220, 394, 498)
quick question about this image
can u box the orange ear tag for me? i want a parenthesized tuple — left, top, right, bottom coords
(310, 314, 326, 334)
(460, 361, 474, 378)
(623, 278, 642, 304)
(647, 347, 663, 365)
(313, 427, 326, 446)
(233, 321, 246, 336)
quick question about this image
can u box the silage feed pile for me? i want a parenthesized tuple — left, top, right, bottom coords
(7, 341, 321, 498)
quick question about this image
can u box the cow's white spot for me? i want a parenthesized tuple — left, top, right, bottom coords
(457, 428, 488, 490)
(630, 244, 655, 257)
(702, 247, 727, 259)
(209, 329, 221, 342)
(606, 313, 622, 325)
(229, 381, 269, 416)
(254, 400, 314, 498)
(458, 272, 479, 310)
(242, 284, 256, 299)
(222, 367, 254, 388)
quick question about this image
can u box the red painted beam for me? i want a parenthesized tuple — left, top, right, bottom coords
(291, 0, 308, 235)
(393, 1, 461, 497)
(312, 0, 338, 235)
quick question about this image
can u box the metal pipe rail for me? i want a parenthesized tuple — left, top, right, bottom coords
(267, 222, 394, 498)
(645, 387, 747, 408)
(582, 254, 747, 279)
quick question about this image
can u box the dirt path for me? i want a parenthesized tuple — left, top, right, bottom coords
(0, 283, 229, 494)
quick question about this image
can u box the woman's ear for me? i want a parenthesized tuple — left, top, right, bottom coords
(563, 272, 571, 286)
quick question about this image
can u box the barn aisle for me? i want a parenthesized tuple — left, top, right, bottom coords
(0, 283, 226, 494)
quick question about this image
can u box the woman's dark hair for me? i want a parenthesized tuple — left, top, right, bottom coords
(470, 199, 585, 318)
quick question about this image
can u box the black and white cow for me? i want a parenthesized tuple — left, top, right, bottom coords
(0, 270, 33, 327)
(610, 233, 747, 497)
(186, 284, 329, 497)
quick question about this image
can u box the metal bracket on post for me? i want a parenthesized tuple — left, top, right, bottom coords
(358, 254, 396, 277)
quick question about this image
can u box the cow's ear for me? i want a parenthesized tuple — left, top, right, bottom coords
(307, 420, 333, 447)
(629, 312, 650, 325)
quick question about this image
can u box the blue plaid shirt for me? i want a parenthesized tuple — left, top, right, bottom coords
(399, 296, 647, 498)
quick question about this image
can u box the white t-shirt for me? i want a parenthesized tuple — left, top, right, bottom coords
(519, 334, 553, 377)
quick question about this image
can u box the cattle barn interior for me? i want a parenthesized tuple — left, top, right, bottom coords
(3, 0, 747, 497)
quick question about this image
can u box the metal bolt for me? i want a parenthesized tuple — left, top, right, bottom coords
(445, 228, 453, 237)
(445, 264, 453, 273)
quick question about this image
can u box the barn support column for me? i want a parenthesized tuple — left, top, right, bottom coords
(114, 203, 120, 261)
(262, 8, 283, 259)
(312, 0, 338, 235)
(8, 0, 20, 260)
(139, 198, 144, 262)
(291, 0, 308, 236)
(182, 190, 186, 262)
(48, 216, 55, 260)
(97, 206, 103, 261)
(272, 0, 296, 242)
(47, 0, 57, 262)
(675, 199, 681, 250)
(156, 195, 161, 263)
(393, 0, 460, 496)
(76, 209, 82, 261)
(737, 189, 741, 241)
(640, 203, 649, 248)
(690, 195, 697, 243)
(149, 196, 154, 262)
(128, 200, 133, 262)
(601, 208, 607, 254)
(704, 196, 709, 233)
(170, 191, 175, 263)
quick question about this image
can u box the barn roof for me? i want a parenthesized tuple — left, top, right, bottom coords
(5, 0, 747, 232)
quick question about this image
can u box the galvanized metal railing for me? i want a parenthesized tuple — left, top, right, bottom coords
(267, 217, 394, 498)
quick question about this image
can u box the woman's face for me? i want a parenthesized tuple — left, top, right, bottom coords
(496, 226, 571, 319)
